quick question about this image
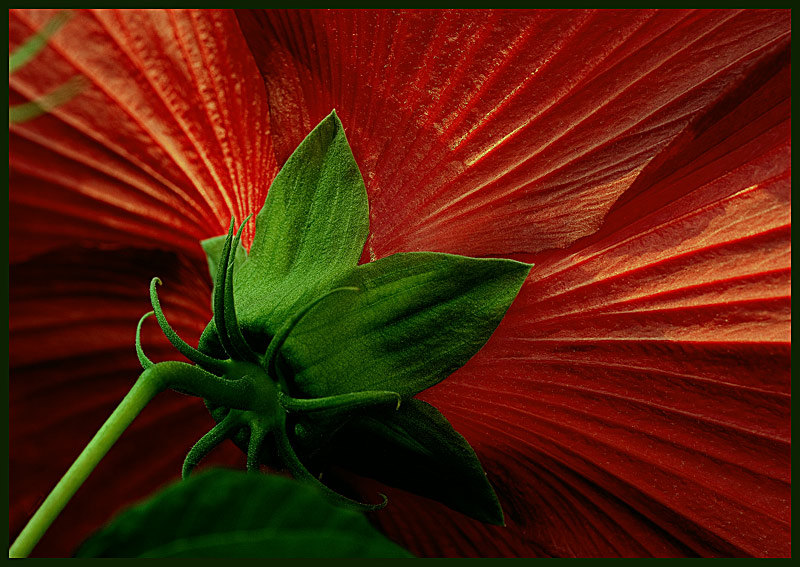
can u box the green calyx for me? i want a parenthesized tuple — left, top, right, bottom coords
(136, 110, 532, 525)
(138, 216, 392, 512)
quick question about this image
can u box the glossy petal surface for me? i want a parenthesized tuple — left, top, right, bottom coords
(365, 42, 791, 557)
(238, 9, 789, 260)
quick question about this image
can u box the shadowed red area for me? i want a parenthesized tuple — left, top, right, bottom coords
(8, 8, 791, 558)
(9, 248, 246, 557)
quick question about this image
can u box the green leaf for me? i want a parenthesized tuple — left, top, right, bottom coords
(201, 233, 248, 283)
(76, 469, 412, 558)
(319, 399, 504, 525)
(283, 252, 531, 399)
(234, 110, 370, 337)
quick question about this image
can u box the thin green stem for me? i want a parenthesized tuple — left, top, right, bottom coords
(9, 76, 86, 124)
(8, 371, 165, 558)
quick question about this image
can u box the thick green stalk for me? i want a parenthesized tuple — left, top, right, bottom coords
(8, 371, 165, 558)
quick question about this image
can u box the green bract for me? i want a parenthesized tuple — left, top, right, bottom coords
(140, 110, 532, 525)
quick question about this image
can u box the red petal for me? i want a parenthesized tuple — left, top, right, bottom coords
(9, 249, 245, 557)
(237, 9, 790, 260)
(9, 9, 278, 262)
(8, 8, 791, 559)
(366, 43, 789, 557)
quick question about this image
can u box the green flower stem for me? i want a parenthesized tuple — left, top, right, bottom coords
(9, 355, 271, 557)
(9, 371, 165, 558)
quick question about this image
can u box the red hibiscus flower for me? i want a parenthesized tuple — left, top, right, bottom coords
(9, 9, 790, 558)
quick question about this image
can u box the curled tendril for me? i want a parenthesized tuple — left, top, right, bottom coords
(149, 277, 230, 375)
(9, 11, 86, 124)
(9, 76, 87, 124)
(223, 214, 260, 364)
(211, 215, 259, 364)
(212, 218, 235, 358)
(9, 10, 72, 73)
(135, 311, 155, 369)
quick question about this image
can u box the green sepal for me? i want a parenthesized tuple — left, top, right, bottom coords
(197, 319, 231, 360)
(306, 398, 504, 525)
(233, 110, 370, 336)
(76, 469, 412, 558)
(283, 252, 531, 399)
(201, 233, 248, 284)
